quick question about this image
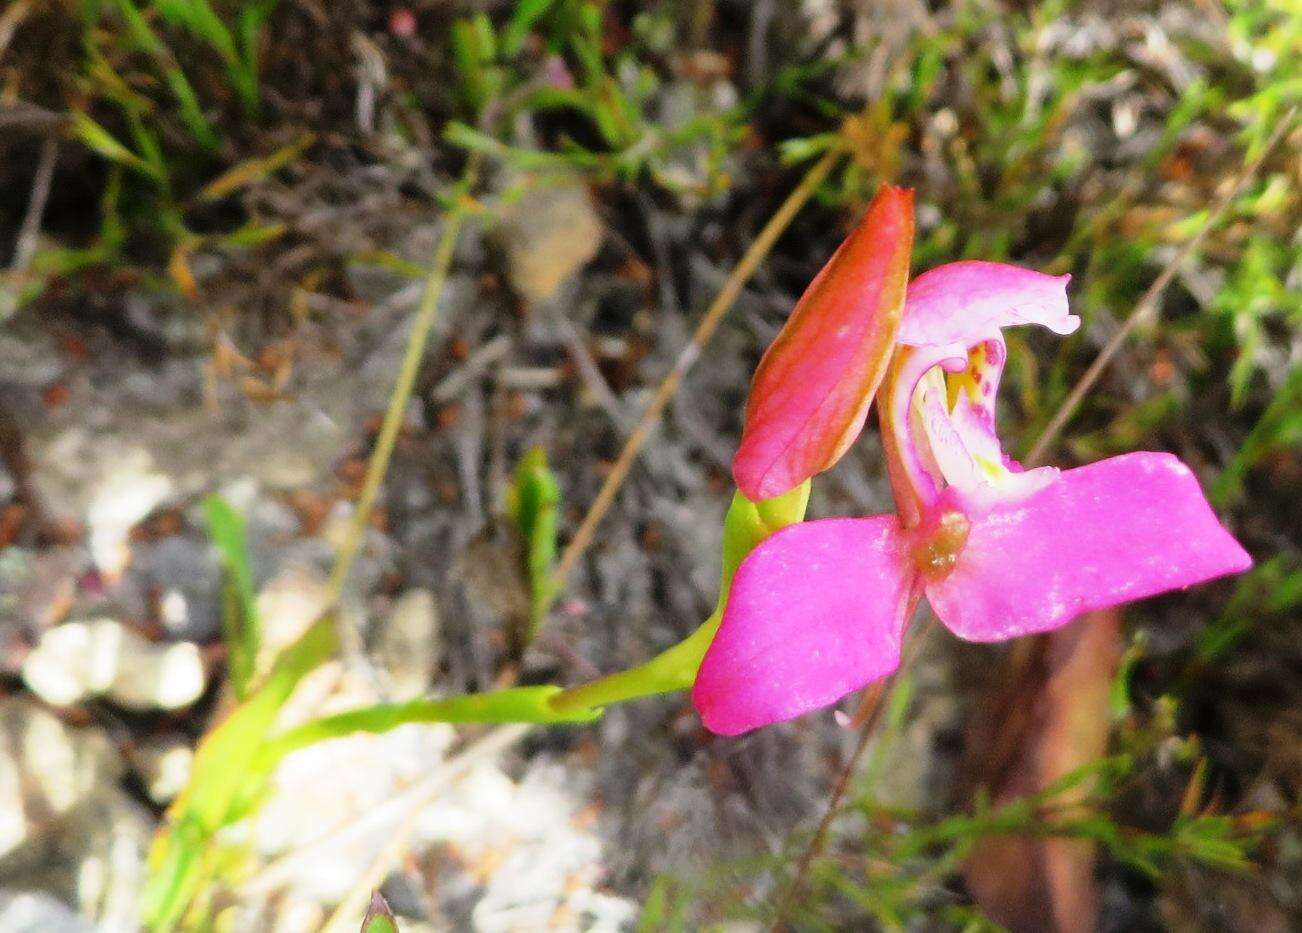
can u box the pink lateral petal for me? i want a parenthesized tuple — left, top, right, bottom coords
(693, 517, 917, 735)
(925, 452, 1252, 642)
(900, 261, 1077, 349)
(733, 186, 914, 501)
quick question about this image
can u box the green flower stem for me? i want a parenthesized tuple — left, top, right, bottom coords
(326, 155, 481, 609)
(262, 685, 600, 765)
(256, 483, 814, 768)
(257, 621, 717, 773)
(546, 612, 719, 715)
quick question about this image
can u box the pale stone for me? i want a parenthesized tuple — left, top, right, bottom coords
(21, 619, 206, 712)
(375, 589, 439, 699)
(133, 738, 194, 805)
(0, 699, 122, 865)
(84, 453, 174, 580)
(494, 181, 603, 304)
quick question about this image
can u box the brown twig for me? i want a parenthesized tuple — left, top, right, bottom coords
(550, 147, 845, 588)
(1025, 109, 1297, 467)
(0, 0, 33, 61)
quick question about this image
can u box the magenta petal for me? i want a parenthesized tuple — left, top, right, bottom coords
(693, 517, 915, 735)
(925, 452, 1253, 642)
(900, 261, 1077, 348)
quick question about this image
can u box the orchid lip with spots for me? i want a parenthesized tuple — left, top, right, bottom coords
(693, 197, 1252, 737)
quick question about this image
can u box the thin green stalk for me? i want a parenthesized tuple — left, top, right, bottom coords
(261, 685, 599, 766)
(259, 622, 724, 765)
(547, 612, 718, 714)
(326, 155, 481, 607)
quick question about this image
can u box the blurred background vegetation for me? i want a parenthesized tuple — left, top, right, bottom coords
(0, 0, 1298, 930)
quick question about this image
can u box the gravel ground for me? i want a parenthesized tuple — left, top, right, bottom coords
(0, 1, 1298, 929)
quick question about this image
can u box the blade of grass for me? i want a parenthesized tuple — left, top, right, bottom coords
(69, 111, 161, 180)
(204, 495, 259, 699)
(507, 446, 561, 642)
(234, 0, 280, 114)
(108, 0, 218, 149)
(153, 0, 238, 62)
(143, 616, 338, 929)
(196, 131, 315, 202)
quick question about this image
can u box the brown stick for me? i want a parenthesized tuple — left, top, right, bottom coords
(550, 148, 845, 588)
(1025, 109, 1297, 467)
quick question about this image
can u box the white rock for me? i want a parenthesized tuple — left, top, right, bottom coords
(0, 699, 122, 865)
(132, 738, 194, 805)
(84, 452, 174, 580)
(376, 589, 439, 699)
(21, 619, 206, 711)
(0, 891, 94, 933)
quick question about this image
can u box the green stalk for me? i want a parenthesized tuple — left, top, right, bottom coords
(546, 612, 718, 714)
(326, 156, 481, 607)
(260, 685, 600, 767)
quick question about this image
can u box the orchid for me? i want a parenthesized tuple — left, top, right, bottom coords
(694, 194, 1253, 736)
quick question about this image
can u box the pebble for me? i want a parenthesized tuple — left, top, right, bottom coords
(494, 181, 604, 304)
(375, 589, 439, 699)
(21, 619, 206, 711)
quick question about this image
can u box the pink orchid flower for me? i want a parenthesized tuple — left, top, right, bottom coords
(694, 222, 1252, 735)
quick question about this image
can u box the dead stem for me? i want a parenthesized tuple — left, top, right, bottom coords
(549, 146, 846, 591)
(1025, 108, 1297, 467)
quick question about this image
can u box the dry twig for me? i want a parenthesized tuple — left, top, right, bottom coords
(550, 147, 845, 588)
(1026, 109, 1297, 466)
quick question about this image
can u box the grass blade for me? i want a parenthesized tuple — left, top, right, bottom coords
(204, 495, 259, 699)
(507, 447, 560, 641)
(143, 618, 338, 929)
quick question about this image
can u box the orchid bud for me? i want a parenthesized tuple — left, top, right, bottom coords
(733, 185, 914, 500)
